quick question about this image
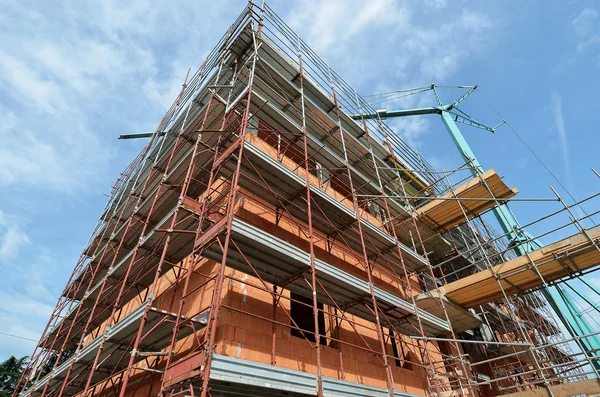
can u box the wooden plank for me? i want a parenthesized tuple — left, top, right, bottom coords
(502, 378, 600, 397)
(422, 174, 507, 223)
(420, 178, 504, 224)
(415, 169, 518, 232)
(439, 226, 600, 308)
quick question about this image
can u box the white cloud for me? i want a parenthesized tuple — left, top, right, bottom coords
(0, 228, 30, 260)
(98, 0, 162, 35)
(283, 2, 495, 149)
(573, 8, 597, 37)
(0, 104, 108, 192)
(459, 9, 494, 32)
(550, 91, 573, 191)
(31, 40, 156, 97)
(286, 0, 409, 55)
(0, 215, 63, 358)
(0, 291, 53, 319)
(572, 7, 600, 54)
(0, 312, 41, 358)
(424, 0, 447, 12)
(387, 115, 430, 150)
(0, 0, 187, 193)
(0, 49, 63, 113)
(24, 251, 58, 302)
(285, 0, 493, 82)
(399, 9, 494, 82)
(142, 60, 194, 111)
(420, 53, 459, 81)
(0, 210, 30, 261)
(0, 291, 55, 358)
(578, 35, 600, 51)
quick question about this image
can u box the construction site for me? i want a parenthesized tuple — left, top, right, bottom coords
(14, 2, 600, 397)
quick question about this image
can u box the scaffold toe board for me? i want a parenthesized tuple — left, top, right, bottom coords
(22, 303, 206, 397)
(239, 138, 430, 273)
(201, 218, 450, 335)
(207, 354, 426, 397)
(415, 169, 518, 232)
(40, 206, 199, 348)
(414, 290, 482, 333)
(440, 225, 600, 308)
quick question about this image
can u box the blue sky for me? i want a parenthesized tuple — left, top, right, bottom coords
(0, 0, 599, 361)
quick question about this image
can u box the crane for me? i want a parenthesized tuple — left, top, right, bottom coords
(351, 84, 600, 370)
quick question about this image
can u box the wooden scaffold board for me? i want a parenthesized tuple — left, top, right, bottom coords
(438, 225, 600, 308)
(415, 169, 518, 232)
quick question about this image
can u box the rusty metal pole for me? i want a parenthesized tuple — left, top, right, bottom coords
(52, 122, 181, 397)
(326, 67, 395, 396)
(160, 58, 228, 380)
(350, 92, 447, 397)
(115, 65, 210, 397)
(295, 33, 324, 397)
(198, 20, 258, 397)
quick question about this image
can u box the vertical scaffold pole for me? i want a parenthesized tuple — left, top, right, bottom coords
(116, 67, 211, 397)
(197, 17, 258, 397)
(442, 168, 557, 396)
(326, 67, 395, 397)
(296, 33, 324, 397)
(351, 90, 446, 397)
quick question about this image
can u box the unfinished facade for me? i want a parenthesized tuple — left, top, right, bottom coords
(16, 3, 600, 397)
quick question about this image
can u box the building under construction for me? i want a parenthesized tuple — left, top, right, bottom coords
(16, 3, 600, 397)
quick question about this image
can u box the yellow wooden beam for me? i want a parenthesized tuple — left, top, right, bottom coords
(415, 169, 518, 232)
(439, 226, 600, 308)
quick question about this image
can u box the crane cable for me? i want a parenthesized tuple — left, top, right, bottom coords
(0, 331, 37, 343)
(476, 89, 596, 226)
(362, 86, 596, 226)
(365, 90, 430, 107)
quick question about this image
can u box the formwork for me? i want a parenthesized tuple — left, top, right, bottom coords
(15, 3, 600, 397)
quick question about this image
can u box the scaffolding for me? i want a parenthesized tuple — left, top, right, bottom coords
(14, 2, 600, 397)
